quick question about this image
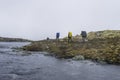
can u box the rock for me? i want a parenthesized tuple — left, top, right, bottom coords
(98, 61, 107, 65)
(42, 52, 54, 56)
(72, 55, 85, 60)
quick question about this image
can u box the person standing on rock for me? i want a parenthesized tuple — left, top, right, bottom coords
(81, 31, 87, 42)
(68, 32, 72, 43)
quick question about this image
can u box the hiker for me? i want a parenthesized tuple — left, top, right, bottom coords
(68, 32, 72, 43)
(81, 31, 87, 42)
(56, 32, 60, 41)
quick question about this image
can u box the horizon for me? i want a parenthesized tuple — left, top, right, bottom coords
(0, 0, 120, 40)
(0, 29, 119, 41)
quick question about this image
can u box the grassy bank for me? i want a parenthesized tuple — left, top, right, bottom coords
(22, 30, 120, 64)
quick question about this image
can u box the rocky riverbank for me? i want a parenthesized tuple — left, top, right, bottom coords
(22, 30, 120, 64)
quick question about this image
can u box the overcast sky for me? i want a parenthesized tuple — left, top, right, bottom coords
(0, 0, 120, 40)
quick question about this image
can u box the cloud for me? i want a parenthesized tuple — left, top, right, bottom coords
(0, 0, 120, 40)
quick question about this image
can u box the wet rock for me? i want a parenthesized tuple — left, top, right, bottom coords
(72, 55, 85, 60)
(44, 52, 53, 56)
(98, 61, 107, 65)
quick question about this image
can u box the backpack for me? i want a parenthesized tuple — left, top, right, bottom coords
(56, 33, 60, 38)
(81, 31, 87, 37)
(68, 32, 72, 38)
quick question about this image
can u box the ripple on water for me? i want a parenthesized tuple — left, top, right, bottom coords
(0, 74, 19, 80)
(0, 42, 120, 80)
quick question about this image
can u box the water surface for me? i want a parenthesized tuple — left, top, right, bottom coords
(0, 42, 120, 80)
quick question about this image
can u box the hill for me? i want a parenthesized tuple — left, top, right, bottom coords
(22, 30, 120, 64)
(88, 30, 120, 39)
(0, 37, 31, 42)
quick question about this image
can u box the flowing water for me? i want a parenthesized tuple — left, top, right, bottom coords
(0, 42, 120, 80)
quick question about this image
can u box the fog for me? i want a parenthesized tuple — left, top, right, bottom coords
(0, 0, 120, 40)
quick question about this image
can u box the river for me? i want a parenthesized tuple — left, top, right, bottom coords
(0, 42, 120, 80)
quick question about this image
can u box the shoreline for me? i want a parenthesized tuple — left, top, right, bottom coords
(22, 37, 120, 65)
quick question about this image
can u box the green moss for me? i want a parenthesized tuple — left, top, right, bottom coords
(22, 30, 120, 64)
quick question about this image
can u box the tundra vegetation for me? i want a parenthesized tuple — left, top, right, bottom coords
(22, 30, 120, 64)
